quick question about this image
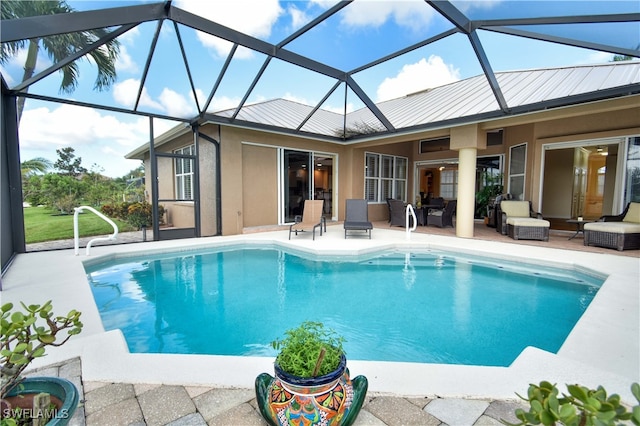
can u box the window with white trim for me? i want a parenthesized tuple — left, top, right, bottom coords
(365, 153, 407, 202)
(440, 169, 458, 199)
(508, 143, 526, 200)
(174, 145, 194, 200)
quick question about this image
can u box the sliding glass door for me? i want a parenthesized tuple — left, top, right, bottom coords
(283, 150, 311, 222)
(281, 149, 334, 223)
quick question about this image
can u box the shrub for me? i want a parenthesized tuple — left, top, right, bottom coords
(101, 202, 164, 229)
(271, 321, 345, 378)
(1, 301, 83, 397)
(503, 381, 640, 426)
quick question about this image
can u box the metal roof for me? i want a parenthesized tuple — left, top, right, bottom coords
(2, 1, 639, 142)
(211, 61, 640, 138)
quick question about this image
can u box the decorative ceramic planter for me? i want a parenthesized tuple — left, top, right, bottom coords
(2, 377, 80, 426)
(255, 355, 368, 426)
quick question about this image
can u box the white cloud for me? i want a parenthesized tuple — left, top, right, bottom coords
(341, 0, 435, 31)
(113, 78, 163, 110)
(377, 55, 460, 102)
(118, 26, 140, 46)
(288, 4, 312, 30)
(18, 104, 176, 177)
(158, 88, 196, 118)
(207, 95, 243, 113)
(113, 79, 196, 118)
(173, 0, 283, 58)
(115, 45, 139, 75)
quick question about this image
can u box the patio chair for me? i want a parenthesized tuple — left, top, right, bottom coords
(500, 200, 550, 241)
(387, 199, 407, 227)
(344, 199, 373, 239)
(427, 200, 457, 228)
(583, 202, 640, 251)
(289, 200, 325, 240)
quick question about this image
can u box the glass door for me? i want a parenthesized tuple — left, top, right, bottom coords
(283, 150, 311, 223)
(313, 154, 333, 217)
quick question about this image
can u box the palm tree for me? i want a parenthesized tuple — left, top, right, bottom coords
(21, 157, 52, 178)
(0, 0, 120, 122)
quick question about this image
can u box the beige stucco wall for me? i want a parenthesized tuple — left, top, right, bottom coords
(242, 144, 277, 227)
(140, 94, 639, 236)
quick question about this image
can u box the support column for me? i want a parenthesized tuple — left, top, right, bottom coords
(450, 124, 486, 238)
(456, 148, 477, 238)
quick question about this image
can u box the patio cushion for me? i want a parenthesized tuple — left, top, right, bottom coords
(584, 221, 640, 234)
(622, 202, 640, 223)
(506, 217, 550, 227)
(500, 201, 530, 218)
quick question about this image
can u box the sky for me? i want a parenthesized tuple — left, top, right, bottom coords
(1, 0, 637, 178)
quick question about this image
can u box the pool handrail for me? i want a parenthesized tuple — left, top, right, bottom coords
(406, 203, 417, 239)
(74, 206, 119, 256)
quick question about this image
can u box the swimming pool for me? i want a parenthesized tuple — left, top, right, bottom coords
(84, 245, 603, 367)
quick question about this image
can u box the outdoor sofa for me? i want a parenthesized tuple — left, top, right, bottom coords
(583, 202, 640, 251)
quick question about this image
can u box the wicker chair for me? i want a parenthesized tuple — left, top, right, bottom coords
(583, 202, 640, 251)
(387, 199, 407, 227)
(499, 200, 550, 241)
(427, 200, 456, 228)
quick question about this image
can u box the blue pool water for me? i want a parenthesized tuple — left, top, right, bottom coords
(84, 246, 603, 366)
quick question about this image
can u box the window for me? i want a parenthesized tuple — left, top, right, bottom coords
(365, 153, 407, 202)
(625, 136, 640, 204)
(174, 145, 194, 200)
(420, 137, 450, 153)
(440, 169, 458, 199)
(508, 144, 526, 200)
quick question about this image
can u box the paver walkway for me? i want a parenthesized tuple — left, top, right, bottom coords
(27, 358, 528, 426)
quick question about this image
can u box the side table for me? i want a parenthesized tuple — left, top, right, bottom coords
(566, 219, 594, 240)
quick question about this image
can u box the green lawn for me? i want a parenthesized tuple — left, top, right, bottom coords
(24, 206, 136, 244)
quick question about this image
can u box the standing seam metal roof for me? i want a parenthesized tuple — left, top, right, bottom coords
(209, 62, 640, 138)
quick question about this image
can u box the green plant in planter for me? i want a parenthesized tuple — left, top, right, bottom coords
(257, 321, 367, 426)
(271, 321, 345, 378)
(503, 381, 640, 426)
(1, 301, 83, 398)
(475, 172, 503, 219)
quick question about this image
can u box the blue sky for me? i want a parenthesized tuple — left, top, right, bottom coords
(1, 0, 637, 177)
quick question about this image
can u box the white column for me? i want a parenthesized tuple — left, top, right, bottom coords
(450, 124, 486, 238)
(456, 147, 477, 238)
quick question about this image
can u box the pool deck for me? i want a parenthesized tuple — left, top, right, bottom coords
(2, 224, 639, 425)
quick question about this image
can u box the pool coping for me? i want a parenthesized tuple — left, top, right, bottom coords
(2, 227, 638, 403)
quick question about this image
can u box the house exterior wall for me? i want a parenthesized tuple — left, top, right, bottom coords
(142, 94, 640, 237)
(242, 144, 278, 228)
(214, 126, 360, 235)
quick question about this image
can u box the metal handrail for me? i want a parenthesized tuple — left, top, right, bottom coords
(74, 206, 119, 256)
(405, 203, 417, 240)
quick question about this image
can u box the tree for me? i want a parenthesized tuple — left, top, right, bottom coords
(612, 55, 634, 61)
(41, 173, 81, 213)
(20, 157, 52, 178)
(0, 0, 121, 122)
(54, 147, 86, 177)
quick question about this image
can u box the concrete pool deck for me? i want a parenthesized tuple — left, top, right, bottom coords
(2, 226, 639, 424)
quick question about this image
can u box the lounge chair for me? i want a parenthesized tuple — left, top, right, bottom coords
(583, 202, 640, 251)
(344, 199, 373, 239)
(500, 200, 550, 241)
(427, 200, 456, 228)
(289, 200, 325, 240)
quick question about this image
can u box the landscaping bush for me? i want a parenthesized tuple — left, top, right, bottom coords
(101, 202, 164, 229)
